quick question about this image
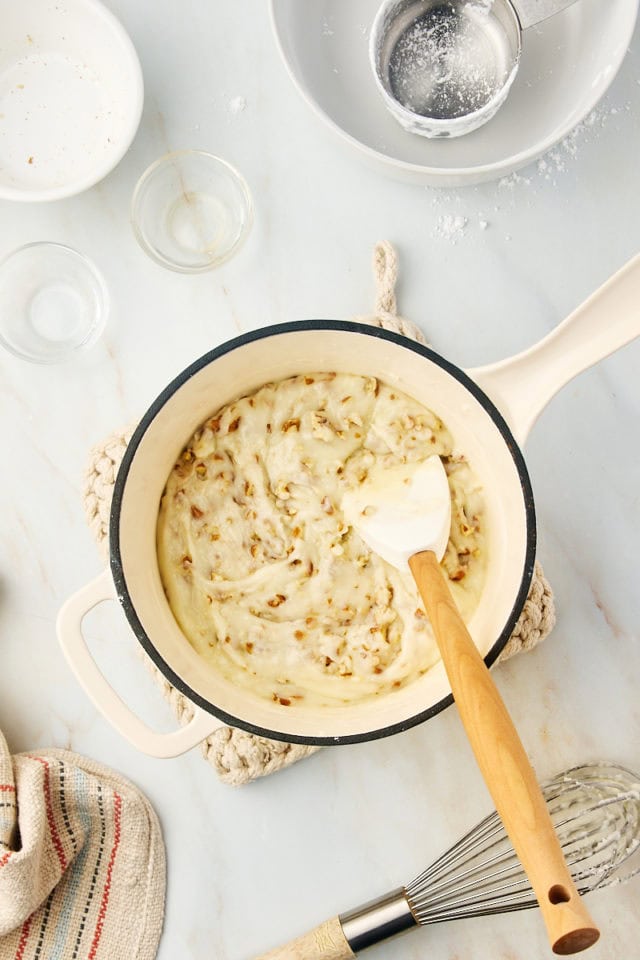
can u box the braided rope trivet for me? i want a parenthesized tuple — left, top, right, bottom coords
(83, 242, 555, 786)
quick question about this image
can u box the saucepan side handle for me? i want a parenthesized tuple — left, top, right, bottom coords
(56, 569, 224, 758)
(469, 253, 640, 446)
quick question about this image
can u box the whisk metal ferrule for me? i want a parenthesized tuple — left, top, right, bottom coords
(340, 887, 417, 952)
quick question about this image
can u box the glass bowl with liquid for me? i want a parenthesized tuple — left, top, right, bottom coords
(131, 150, 253, 273)
(0, 242, 108, 363)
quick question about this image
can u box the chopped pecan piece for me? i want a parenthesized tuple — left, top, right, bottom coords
(282, 418, 301, 432)
(267, 594, 286, 608)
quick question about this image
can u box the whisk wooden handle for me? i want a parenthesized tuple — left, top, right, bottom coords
(255, 917, 354, 960)
(409, 551, 600, 956)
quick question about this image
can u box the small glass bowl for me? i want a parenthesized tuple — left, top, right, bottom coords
(0, 242, 108, 364)
(131, 150, 253, 273)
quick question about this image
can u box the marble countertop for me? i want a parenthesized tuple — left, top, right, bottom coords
(1, 2, 640, 958)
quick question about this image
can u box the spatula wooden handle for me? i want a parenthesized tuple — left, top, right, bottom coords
(255, 916, 354, 960)
(409, 550, 599, 956)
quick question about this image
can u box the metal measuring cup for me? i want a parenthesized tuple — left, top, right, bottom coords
(370, 0, 580, 138)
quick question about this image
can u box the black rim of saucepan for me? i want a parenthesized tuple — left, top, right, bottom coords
(110, 320, 537, 746)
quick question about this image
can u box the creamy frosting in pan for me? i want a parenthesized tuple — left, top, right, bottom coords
(157, 373, 486, 708)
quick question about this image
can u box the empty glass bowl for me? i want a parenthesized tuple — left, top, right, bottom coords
(0, 242, 108, 363)
(131, 150, 253, 273)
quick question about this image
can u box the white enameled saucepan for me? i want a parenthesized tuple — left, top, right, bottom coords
(57, 255, 640, 757)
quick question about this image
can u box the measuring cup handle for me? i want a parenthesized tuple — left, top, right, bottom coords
(511, 0, 581, 30)
(56, 569, 224, 758)
(470, 252, 640, 445)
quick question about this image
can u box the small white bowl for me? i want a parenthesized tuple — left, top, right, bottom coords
(0, 0, 143, 202)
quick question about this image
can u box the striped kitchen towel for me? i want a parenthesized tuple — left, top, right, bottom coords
(0, 730, 165, 960)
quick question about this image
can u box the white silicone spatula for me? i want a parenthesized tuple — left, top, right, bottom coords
(343, 455, 599, 955)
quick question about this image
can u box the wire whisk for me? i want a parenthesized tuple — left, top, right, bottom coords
(406, 762, 640, 924)
(255, 762, 640, 959)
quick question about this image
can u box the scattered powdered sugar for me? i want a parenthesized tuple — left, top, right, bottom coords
(424, 197, 493, 244)
(428, 193, 493, 242)
(499, 103, 630, 187)
(432, 213, 469, 243)
(497, 169, 532, 188)
(227, 95, 247, 116)
(427, 98, 629, 242)
(537, 153, 565, 176)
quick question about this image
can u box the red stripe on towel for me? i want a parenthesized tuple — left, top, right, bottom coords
(30, 757, 68, 871)
(0, 850, 12, 868)
(0, 784, 16, 791)
(88, 793, 123, 960)
(14, 916, 32, 960)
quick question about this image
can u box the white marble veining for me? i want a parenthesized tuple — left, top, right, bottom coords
(1, 2, 639, 959)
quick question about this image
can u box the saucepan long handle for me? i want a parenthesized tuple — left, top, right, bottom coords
(470, 253, 640, 446)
